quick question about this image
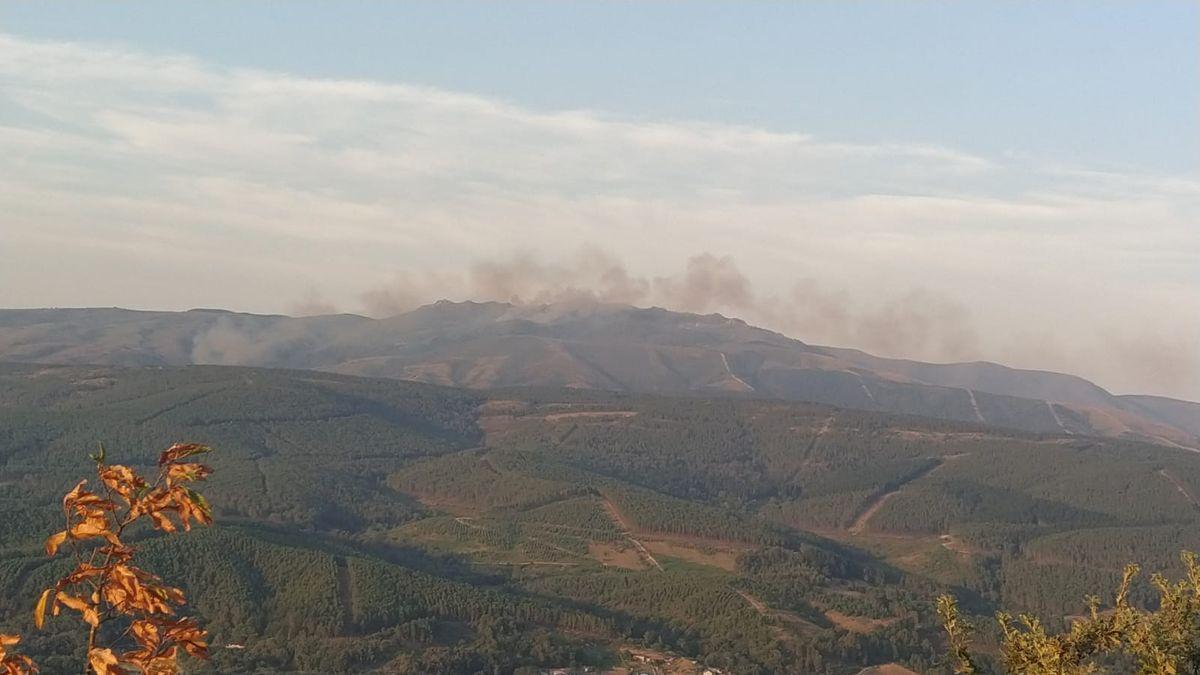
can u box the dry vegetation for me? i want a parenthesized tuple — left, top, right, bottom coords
(3, 443, 216, 674)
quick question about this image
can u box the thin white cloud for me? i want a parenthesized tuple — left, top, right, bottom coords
(0, 33, 1196, 399)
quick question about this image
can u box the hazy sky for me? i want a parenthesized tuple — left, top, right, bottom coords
(0, 2, 1197, 399)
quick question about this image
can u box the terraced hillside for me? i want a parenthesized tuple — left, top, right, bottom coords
(1, 363, 1198, 673)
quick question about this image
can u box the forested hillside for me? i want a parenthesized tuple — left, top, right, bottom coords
(1, 363, 1198, 673)
(1, 303, 1195, 450)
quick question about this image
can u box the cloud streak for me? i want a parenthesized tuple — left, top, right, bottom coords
(0, 33, 1196, 399)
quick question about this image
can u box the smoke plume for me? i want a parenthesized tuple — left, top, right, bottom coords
(356, 246, 981, 363)
(287, 289, 339, 317)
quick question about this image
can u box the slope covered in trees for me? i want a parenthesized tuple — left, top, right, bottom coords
(1, 363, 1199, 672)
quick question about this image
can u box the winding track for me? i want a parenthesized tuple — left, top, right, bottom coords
(335, 556, 356, 635)
(847, 455, 967, 535)
(600, 498, 663, 571)
(1159, 469, 1200, 508)
(965, 389, 984, 423)
(1046, 401, 1070, 433)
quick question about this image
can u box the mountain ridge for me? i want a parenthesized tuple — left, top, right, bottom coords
(0, 301, 1194, 448)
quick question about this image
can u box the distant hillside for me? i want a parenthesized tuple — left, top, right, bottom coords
(0, 302, 1195, 448)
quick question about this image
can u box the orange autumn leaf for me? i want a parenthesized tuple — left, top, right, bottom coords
(157, 443, 210, 467)
(141, 655, 178, 675)
(43, 532, 67, 558)
(54, 594, 100, 628)
(61, 482, 113, 516)
(87, 648, 119, 675)
(55, 564, 105, 589)
(98, 465, 147, 504)
(146, 511, 176, 534)
(54, 594, 90, 612)
(0, 633, 38, 675)
(32, 590, 52, 630)
(161, 618, 207, 659)
(174, 488, 212, 530)
(102, 565, 184, 616)
(129, 620, 160, 650)
(1, 654, 37, 675)
(69, 521, 109, 539)
(61, 480, 88, 507)
(123, 617, 203, 674)
(164, 464, 210, 486)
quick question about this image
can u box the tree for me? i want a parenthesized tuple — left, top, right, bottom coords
(939, 551, 1200, 674)
(16, 443, 217, 675)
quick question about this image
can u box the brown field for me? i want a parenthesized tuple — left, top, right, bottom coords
(540, 410, 639, 421)
(940, 533, 976, 555)
(588, 542, 649, 570)
(407, 494, 482, 517)
(856, 664, 919, 675)
(824, 610, 897, 633)
(619, 646, 701, 675)
(642, 538, 741, 571)
(477, 399, 531, 416)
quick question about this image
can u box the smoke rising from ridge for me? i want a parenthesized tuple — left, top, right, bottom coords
(355, 246, 981, 363)
(2, 33, 1195, 399)
(287, 242, 1199, 399)
(288, 289, 339, 317)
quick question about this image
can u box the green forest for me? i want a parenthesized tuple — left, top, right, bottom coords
(1, 363, 1199, 673)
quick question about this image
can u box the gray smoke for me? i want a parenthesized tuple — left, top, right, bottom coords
(356, 245, 981, 363)
(772, 282, 979, 361)
(360, 270, 461, 317)
(650, 253, 754, 314)
(468, 246, 651, 306)
(287, 289, 339, 317)
(189, 316, 274, 366)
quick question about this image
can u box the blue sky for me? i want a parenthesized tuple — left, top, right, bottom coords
(0, 2, 1196, 398)
(3, 1, 1196, 173)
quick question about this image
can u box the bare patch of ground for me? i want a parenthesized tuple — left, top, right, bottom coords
(892, 430, 997, 442)
(540, 410, 638, 421)
(735, 590, 821, 641)
(848, 490, 902, 535)
(617, 646, 703, 675)
(73, 376, 116, 390)
(409, 494, 483, 517)
(600, 498, 664, 571)
(856, 664, 919, 675)
(477, 399, 530, 416)
(1158, 469, 1199, 507)
(824, 610, 896, 634)
(966, 388, 984, 423)
(848, 454, 967, 535)
(737, 589, 770, 615)
(816, 528, 975, 580)
(588, 542, 649, 570)
(940, 533, 976, 555)
(641, 539, 740, 572)
(718, 352, 755, 392)
(335, 557, 356, 635)
(1047, 401, 1071, 433)
(477, 414, 516, 436)
(488, 561, 579, 567)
